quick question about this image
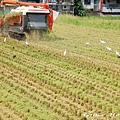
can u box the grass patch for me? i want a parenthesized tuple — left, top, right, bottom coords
(0, 10, 3, 17)
(56, 14, 120, 30)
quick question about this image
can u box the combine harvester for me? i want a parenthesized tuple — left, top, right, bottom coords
(0, 0, 59, 40)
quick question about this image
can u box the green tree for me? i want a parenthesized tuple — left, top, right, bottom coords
(74, 0, 86, 16)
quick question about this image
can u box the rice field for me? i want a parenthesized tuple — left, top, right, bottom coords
(0, 14, 120, 120)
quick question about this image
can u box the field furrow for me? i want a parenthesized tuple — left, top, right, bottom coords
(0, 15, 120, 120)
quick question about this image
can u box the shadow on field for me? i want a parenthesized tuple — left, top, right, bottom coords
(24, 30, 64, 42)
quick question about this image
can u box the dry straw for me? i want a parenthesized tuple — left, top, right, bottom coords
(4, 12, 22, 24)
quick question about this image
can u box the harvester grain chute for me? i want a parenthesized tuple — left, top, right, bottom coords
(0, 0, 59, 40)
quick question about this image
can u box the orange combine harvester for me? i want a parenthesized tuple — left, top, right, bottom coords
(0, 0, 59, 39)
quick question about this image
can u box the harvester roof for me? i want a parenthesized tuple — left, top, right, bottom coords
(11, 6, 50, 14)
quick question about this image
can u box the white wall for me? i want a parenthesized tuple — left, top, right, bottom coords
(81, 0, 101, 11)
(81, 0, 94, 9)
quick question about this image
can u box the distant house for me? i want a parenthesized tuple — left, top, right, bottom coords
(48, 0, 74, 14)
(81, 0, 120, 15)
(81, 0, 100, 11)
(18, 0, 120, 15)
(48, 0, 120, 15)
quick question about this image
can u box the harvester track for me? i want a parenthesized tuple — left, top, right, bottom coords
(8, 31, 25, 40)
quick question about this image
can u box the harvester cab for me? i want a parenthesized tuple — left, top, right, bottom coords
(0, 0, 59, 39)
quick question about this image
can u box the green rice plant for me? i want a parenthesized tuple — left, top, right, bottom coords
(0, 10, 3, 17)
(56, 14, 120, 30)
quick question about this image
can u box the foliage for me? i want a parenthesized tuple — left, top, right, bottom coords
(74, 0, 86, 16)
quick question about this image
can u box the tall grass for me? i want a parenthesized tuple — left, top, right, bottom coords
(24, 29, 56, 43)
(56, 14, 120, 30)
(0, 11, 3, 17)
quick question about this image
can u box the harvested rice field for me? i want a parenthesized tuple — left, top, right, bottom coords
(0, 15, 120, 120)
